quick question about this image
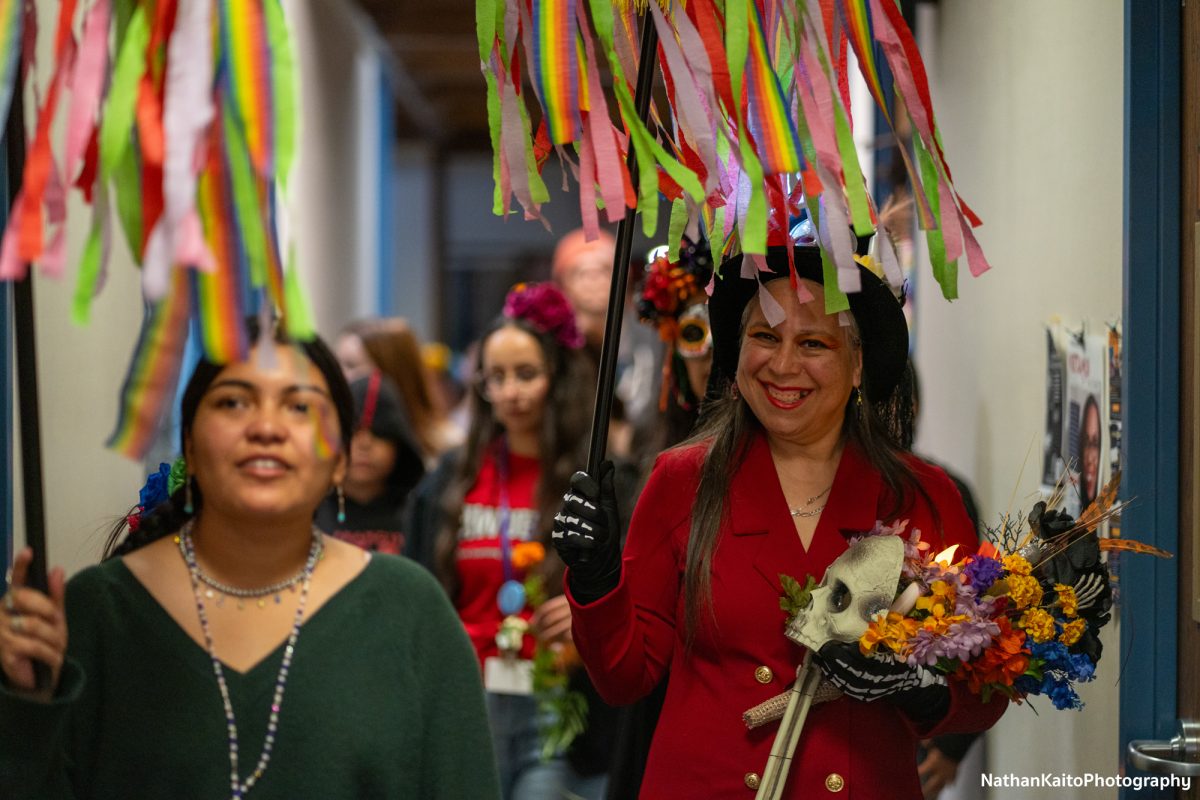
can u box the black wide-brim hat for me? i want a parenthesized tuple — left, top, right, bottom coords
(708, 244, 908, 404)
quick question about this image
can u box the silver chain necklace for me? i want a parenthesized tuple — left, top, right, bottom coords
(789, 485, 832, 518)
(177, 522, 323, 799)
(180, 536, 325, 610)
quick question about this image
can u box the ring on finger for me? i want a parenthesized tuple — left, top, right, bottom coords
(2, 592, 13, 613)
(9, 613, 23, 634)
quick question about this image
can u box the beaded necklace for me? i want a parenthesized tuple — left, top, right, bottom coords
(177, 522, 323, 799)
(187, 537, 325, 609)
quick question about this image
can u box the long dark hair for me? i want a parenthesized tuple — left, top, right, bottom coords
(679, 307, 930, 642)
(432, 316, 591, 598)
(103, 321, 355, 559)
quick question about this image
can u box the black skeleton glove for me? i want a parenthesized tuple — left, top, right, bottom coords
(814, 641, 951, 724)
(551, 462, 622, 604)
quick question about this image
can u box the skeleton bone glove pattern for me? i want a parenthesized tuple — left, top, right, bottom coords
(815, 641, 950, 723)
(552, 462, 622, 603)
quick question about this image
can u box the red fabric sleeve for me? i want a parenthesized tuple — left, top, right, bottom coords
(565, 446, 702, 706)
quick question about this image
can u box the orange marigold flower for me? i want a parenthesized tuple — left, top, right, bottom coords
(512, 541, 546, 570)
(1002, 554, 1033, 577)
(1054, 584, 1079, 618)
(1018, 608, 1057, 643)
(859, 612, 919, 656)
(1059, 618, 1087, 646)
(957, 617, 1029, 694)
(1007, 575, 1044, 610)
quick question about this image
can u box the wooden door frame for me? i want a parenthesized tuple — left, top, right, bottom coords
(1121, 1, 1183, 793)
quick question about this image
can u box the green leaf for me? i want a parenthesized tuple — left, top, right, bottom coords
(779, 573, 817, 625)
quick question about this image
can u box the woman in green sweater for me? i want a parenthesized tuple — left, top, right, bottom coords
(0, 321, 500, 800)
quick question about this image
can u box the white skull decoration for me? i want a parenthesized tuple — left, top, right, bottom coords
(786, 535, 905, 652)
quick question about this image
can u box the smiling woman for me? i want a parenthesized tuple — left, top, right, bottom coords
(0, 319, 500, 800)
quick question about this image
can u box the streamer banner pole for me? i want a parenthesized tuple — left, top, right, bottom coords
(586, 15, 659, 475)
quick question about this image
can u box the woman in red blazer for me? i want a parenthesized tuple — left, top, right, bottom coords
(553, 222, 1007, 798)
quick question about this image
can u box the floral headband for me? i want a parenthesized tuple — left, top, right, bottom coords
(502, 282, 584, 350)
(126, 457, 188, 531)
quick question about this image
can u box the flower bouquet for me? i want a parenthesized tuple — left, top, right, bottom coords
(787, 474, 1170, 711)
(752, 475, 1170, 799)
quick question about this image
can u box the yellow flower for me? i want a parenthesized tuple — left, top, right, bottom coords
(859, 612, 919, 657)
(1055, 584, 1079, 618)
(1003, 554, 1033, 577)
(1060, 618, 1087, 646)
(920, 613, 969, 637)
(1007, 575, 1044, 610)
(915, 580, 957, 619)
(1018, 608, 1057, 643)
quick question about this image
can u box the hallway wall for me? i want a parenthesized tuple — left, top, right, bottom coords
(912, 2, 1124, 797)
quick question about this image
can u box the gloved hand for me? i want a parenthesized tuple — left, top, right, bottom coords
(813, 641, 950, 724)
(551, 461, 622, 604)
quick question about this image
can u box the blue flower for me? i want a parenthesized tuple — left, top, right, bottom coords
(138, 463, 174, 510)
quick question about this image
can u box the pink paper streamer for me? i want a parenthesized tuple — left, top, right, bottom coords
(579, 7, 629, 222)
(757, 280, 786, 327)
(145, 0, 215, 299)
(649, 2, 717, 193)
(64, 0, 110, 183)
(577, 128, 600, 240)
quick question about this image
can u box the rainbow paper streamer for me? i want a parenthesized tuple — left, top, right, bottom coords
(194, 116, 249, 365)
(307, 401, 339, 459)
(745, 1, 800, 175)
(531, 0, 579, 146)
(220, 0, 275, 177)
(107, 267, 193, 458)
(0, 0, 22, 133)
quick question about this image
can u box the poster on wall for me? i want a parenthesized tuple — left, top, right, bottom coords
(1062, 332, 1109, 519)
(1041, 328, 1066, 493)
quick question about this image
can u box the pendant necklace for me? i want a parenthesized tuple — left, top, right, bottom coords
(495, 437, 527, 617)
(789, 484, 832, 518)
(177, 522, 323, 799)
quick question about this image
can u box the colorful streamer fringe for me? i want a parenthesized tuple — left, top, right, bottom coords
(480, 0, 990, 299)
(0, 0, 309, 460)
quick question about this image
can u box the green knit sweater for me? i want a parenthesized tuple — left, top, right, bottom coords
(0, 553, 501, 799)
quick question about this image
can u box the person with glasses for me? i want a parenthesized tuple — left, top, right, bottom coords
(405, 282, 612, 799)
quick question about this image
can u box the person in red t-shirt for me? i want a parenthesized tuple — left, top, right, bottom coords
(406, 282, 603, 800)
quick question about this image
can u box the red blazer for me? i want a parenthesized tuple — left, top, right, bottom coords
(568, 432, 1007, 799)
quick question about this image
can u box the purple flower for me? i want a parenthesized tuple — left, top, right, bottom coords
(963, 556, 1003, 594)
(503, 282, 585, 350)
(905, 619, 1000, 667)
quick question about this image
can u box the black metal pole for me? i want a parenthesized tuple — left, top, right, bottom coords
(5, 69, 51, 691)
(585, 16, 659, 475)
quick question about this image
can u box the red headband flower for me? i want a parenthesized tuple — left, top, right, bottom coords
(503, 282, 585, 350)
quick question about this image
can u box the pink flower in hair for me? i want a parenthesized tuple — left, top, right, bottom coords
(503, 282, 585, 350)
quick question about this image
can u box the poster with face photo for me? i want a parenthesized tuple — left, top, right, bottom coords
(1062, 333, 1109, 518)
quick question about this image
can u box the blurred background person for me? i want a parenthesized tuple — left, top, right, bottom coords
(335, 318, 462, 465)
(315, 370, 426, 554)
(405, 282, 616, 800)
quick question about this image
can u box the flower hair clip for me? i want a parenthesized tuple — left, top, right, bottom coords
(503, 282, 584, 350)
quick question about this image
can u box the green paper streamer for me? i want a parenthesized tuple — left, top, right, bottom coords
(667, 197, 688, 261)
(809, 204, 850, 314)
(72, 203, 105, 324)
(223, 112, 268, 289)
(725, 0, 748, 119)
(485, 72, 505, 216)
(283, 247, 315, 339)
(477, 0, 497, 62)
(737, 136, 766, 254)
(265, 0, 297, 189)
(833, 105, 872, 236)
(915, 135, 956, 299)
(100, 5, 149, 180)
(112, 144, 143, 260)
